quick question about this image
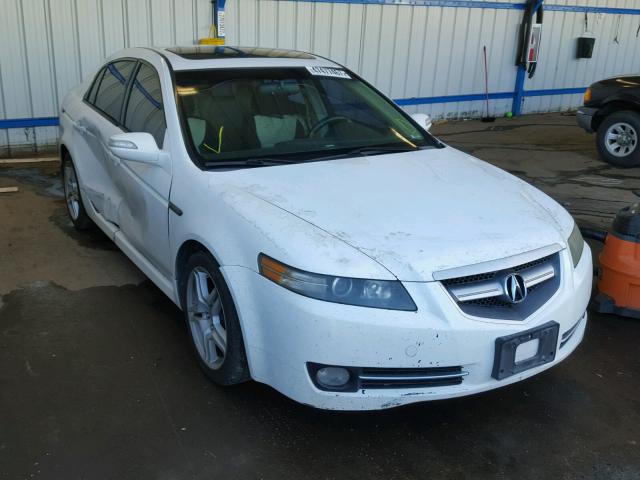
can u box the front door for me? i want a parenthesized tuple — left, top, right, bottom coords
(110, 61, 172, 276)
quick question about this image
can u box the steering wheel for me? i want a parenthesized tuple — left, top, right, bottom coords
(308, 115, 351, 137)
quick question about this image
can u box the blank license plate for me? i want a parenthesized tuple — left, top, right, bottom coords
(492, 321, 559, 380)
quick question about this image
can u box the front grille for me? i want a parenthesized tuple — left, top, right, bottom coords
(442, 271, 496, 286)
(464, 281, 544, 309)
(440, 257, 552, 289)
(513, 255, 551, 272)
(441, 254, 555, 289)
(465, 296, 510, 308)
(441, 253, 561, 321)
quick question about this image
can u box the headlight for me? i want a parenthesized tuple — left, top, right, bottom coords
(258, 254, 417, 311)
(583, 87, 592, 103)
(567, 222, 585, 267)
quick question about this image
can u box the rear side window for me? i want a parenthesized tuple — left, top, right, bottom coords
(85, 67, 105, 104)
(124, 63, 166, 147)
(93, 61, 136, 122)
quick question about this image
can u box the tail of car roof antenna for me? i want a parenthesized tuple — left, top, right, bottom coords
(199, 0, 226, 46)
(582, 191, 640, 319)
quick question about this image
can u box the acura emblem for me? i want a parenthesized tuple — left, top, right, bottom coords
(504, 273, 527, 304)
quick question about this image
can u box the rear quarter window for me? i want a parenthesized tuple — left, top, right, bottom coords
(85, 68, 105, 104)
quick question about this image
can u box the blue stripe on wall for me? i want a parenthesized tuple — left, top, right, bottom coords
(279, 0, 525, 9)
(277, 0, 640, 15)
(524, 87, 587, 97)
(395, 87, 585, 106)
(544, 5, 640, 15)
(395, 91, 515, 106)
(0, 117, 59, 129)
(0, 88, 589, 129)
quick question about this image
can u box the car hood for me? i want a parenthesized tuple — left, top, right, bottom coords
(217, 147, 573, 281)
(587, 75, 640, 106)
(594, 75, 640, 87)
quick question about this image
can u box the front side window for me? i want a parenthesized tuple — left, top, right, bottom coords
(93, 60, 136, 122)
(124, 63, 166, 147)
(175, 67, 437, 167)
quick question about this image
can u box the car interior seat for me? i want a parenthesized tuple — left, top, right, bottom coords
(183, 81, 260, 155)
(253, 82, 308, 147)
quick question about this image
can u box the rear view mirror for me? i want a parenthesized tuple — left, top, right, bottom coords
(410, 113, 432, 132)
(108, 132, 165, 165)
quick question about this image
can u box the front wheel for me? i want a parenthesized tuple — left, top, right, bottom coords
(61, 154, 93, 230)
(181, 251, 249, 385)
(596, 111, 640, 167)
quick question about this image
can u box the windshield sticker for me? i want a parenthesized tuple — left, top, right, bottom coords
(306, 66, 351, 79)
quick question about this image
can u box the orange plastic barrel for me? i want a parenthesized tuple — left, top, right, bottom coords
(594, 202, 640, 318)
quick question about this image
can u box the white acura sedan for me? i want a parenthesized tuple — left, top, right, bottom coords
(60, 46, 592, 410)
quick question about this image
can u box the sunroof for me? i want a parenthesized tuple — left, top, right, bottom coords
(166, 46, 316, 60)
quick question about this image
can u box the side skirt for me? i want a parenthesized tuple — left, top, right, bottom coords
(81, 186, 179, 305)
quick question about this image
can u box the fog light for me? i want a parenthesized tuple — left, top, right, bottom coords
(316, 367, 350, 389)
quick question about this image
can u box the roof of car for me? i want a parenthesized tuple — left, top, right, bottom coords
(147, 46, 342, 71)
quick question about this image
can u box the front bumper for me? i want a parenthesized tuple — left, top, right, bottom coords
(222, 246, 593, 410)
(577, 106, 598, 133)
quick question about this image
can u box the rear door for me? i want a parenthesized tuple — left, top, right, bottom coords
(113, 61, 172, 275)
(76, 60, 136, 224)
(61, 68, 105, 213)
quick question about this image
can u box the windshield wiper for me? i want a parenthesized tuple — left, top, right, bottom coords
(348, 145, 422, 155)
(204, 157, 299, 168)
(304, 144, 423, 162)
(203, 145, 424, 168)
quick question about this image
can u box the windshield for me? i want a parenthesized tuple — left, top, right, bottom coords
(175, 67, 438, 167)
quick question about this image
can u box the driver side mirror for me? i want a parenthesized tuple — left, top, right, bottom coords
(108, 132, 167, 167)
(410, 113, 432, 132)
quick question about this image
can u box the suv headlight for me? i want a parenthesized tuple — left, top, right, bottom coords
(568, 223, 585, 267)
(258, 254, 417, 311)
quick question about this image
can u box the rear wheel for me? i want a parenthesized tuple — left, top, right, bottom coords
(61, 154, 93, 230)
(596, 111, 640, 167)
(181, 251, 249, 385)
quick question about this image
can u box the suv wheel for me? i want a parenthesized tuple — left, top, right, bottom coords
(180, 251, 249, 385)
(596, 111, 640, 167)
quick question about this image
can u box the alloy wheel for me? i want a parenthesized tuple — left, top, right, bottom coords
(186, 267, 227, 369)
(63, 161, 80, 220)
(605, 122, 638, 157)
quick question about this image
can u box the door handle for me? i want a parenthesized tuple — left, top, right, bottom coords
(73, 122, 88, 135)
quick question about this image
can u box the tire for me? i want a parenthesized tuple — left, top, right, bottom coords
(61, 154, 94, 230)
(180, 250, 249, 385)
(596, 111, 640, 168)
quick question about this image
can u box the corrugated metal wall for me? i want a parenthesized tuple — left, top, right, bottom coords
(525, 4, 640, 113)
(227, 0, 523, 118)
(0, 0, 214, 156)
(1, 0, 640, 156)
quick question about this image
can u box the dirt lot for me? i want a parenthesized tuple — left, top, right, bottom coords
(1, 113, 639, 479)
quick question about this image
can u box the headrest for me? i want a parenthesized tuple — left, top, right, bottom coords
(209, 81, 235, 97)
(257, 82, 301, 96)
(187, 117, 207, 146)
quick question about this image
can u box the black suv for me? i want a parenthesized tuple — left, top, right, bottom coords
(577, 76, 640, 167)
